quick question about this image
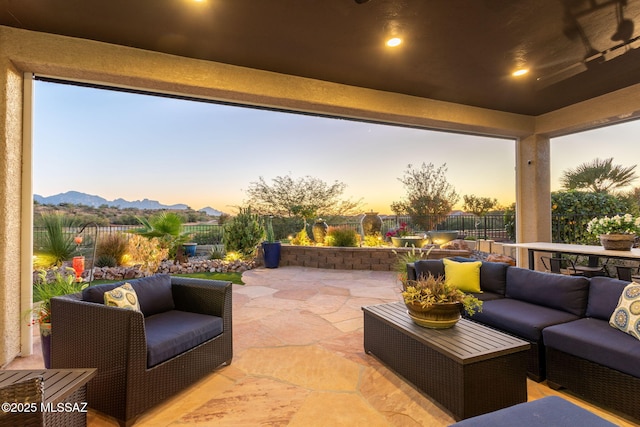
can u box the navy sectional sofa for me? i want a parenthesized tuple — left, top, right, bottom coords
(408, 259, 640, 421)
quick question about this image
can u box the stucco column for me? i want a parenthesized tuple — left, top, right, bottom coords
(515, 134, 551, 267)
(0, 58, 26, 366)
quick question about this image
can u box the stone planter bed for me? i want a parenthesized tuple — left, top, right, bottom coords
(36, 244, 472, 282)
(278, 244, 471, 270)
(36, 258, 257, 283)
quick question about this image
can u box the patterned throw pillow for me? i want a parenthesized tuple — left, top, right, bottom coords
(104, 283, 141, 312)
(609, 282, 640, 340)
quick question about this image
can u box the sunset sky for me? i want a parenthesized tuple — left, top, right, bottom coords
(33, 81, 640, 215)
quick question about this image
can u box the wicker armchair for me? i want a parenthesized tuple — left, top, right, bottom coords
(50, 276, 232, 427)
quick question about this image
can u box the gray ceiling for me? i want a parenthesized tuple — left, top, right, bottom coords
(2, 0, 640, 116)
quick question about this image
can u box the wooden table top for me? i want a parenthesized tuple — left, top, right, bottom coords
(0, 369, 96, 403)
(504, 242, 640, 260)
(363, 302, 530, 364)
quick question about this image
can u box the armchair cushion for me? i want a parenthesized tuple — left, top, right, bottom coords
(145, 310, 224, 367)
(82, 274, 175, 316)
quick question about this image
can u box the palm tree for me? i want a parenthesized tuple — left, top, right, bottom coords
(560, 158, 638, 193)
(129, 212, 190, 259)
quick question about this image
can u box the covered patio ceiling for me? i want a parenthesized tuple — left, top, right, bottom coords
(1, 0, 640, 116)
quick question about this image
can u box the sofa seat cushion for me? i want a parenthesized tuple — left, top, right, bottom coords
(145, 310, 224, 367)
(472, 291, 503, 302)
(505, 267, 589, 316)
(543, 317, 640, 378)
(470, 299, 580, 342)
(83, 274, 175, 317)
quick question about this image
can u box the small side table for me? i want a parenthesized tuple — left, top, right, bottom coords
(0, 368, 96, 426)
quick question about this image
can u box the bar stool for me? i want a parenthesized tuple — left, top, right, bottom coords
(573, 255, 608, 277)
(615, 265, 640, 282)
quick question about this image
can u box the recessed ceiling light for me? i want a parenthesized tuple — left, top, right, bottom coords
(386, 37, 402, 47)
(512, 68, 529, 77)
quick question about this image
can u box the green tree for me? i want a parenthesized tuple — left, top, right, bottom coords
(245, 174, 363, 220)
(391, 163, 459, 231)
(560, 157, 637, 193)
(551, 190, 632, 243)
(462, 195, 498, 239)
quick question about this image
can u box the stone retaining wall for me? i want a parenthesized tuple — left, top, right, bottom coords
(278, 245, 471, 271)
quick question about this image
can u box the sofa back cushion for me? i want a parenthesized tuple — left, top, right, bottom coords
(479, 262, 509, 295)
(414, 258, 509, 295)
(505, 267, 590, 316)
(586, 276, 628, 320)
(82, 274, 175, 317)
(414, 260, 445, 279)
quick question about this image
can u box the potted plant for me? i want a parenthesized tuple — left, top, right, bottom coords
(586, 214, 640, 251)
(262, 216, 281, 268)
(28, 268, 87, 368)
(401, 273, 482, 328)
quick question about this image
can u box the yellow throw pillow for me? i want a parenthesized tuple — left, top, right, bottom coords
(442, 258, 482, 293)
(104, 283, 141, 311)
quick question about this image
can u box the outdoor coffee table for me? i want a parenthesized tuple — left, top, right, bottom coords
(363, 302, 529, 420)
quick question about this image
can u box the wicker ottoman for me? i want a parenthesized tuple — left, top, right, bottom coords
(363, 302, 530, 420)
(448, 396, 617, 426)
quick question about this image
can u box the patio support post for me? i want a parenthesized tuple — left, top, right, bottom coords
(0, 55, 27, 365)
(515, 134, 551, 268)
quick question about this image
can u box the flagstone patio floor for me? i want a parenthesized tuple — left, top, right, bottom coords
(5, 266, 637, 426)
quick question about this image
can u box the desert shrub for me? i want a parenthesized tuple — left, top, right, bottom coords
(224, 251, 244, 262)
(37, 213, 78, 266)
(94, 254, 117, 268)
(96, 233, 128, 265)
(290, 228, 312, 246)
(223, 207, 264, 257)
(126, 235, 168, 275)
(209, 247, 225, 260)
(324, 226, 359, 247)
(362, 233, 384, 247)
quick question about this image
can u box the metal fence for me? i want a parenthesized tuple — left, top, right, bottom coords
(33, 224, 226, 249)
(33, 212, 606, 249)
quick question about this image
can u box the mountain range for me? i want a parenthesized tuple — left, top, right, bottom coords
(34, 191, 224, 216)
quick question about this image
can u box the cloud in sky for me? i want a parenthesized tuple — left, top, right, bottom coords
(33, 81, 640, 214)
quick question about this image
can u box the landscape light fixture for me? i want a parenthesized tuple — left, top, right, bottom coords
(76, 222, 100, 285)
